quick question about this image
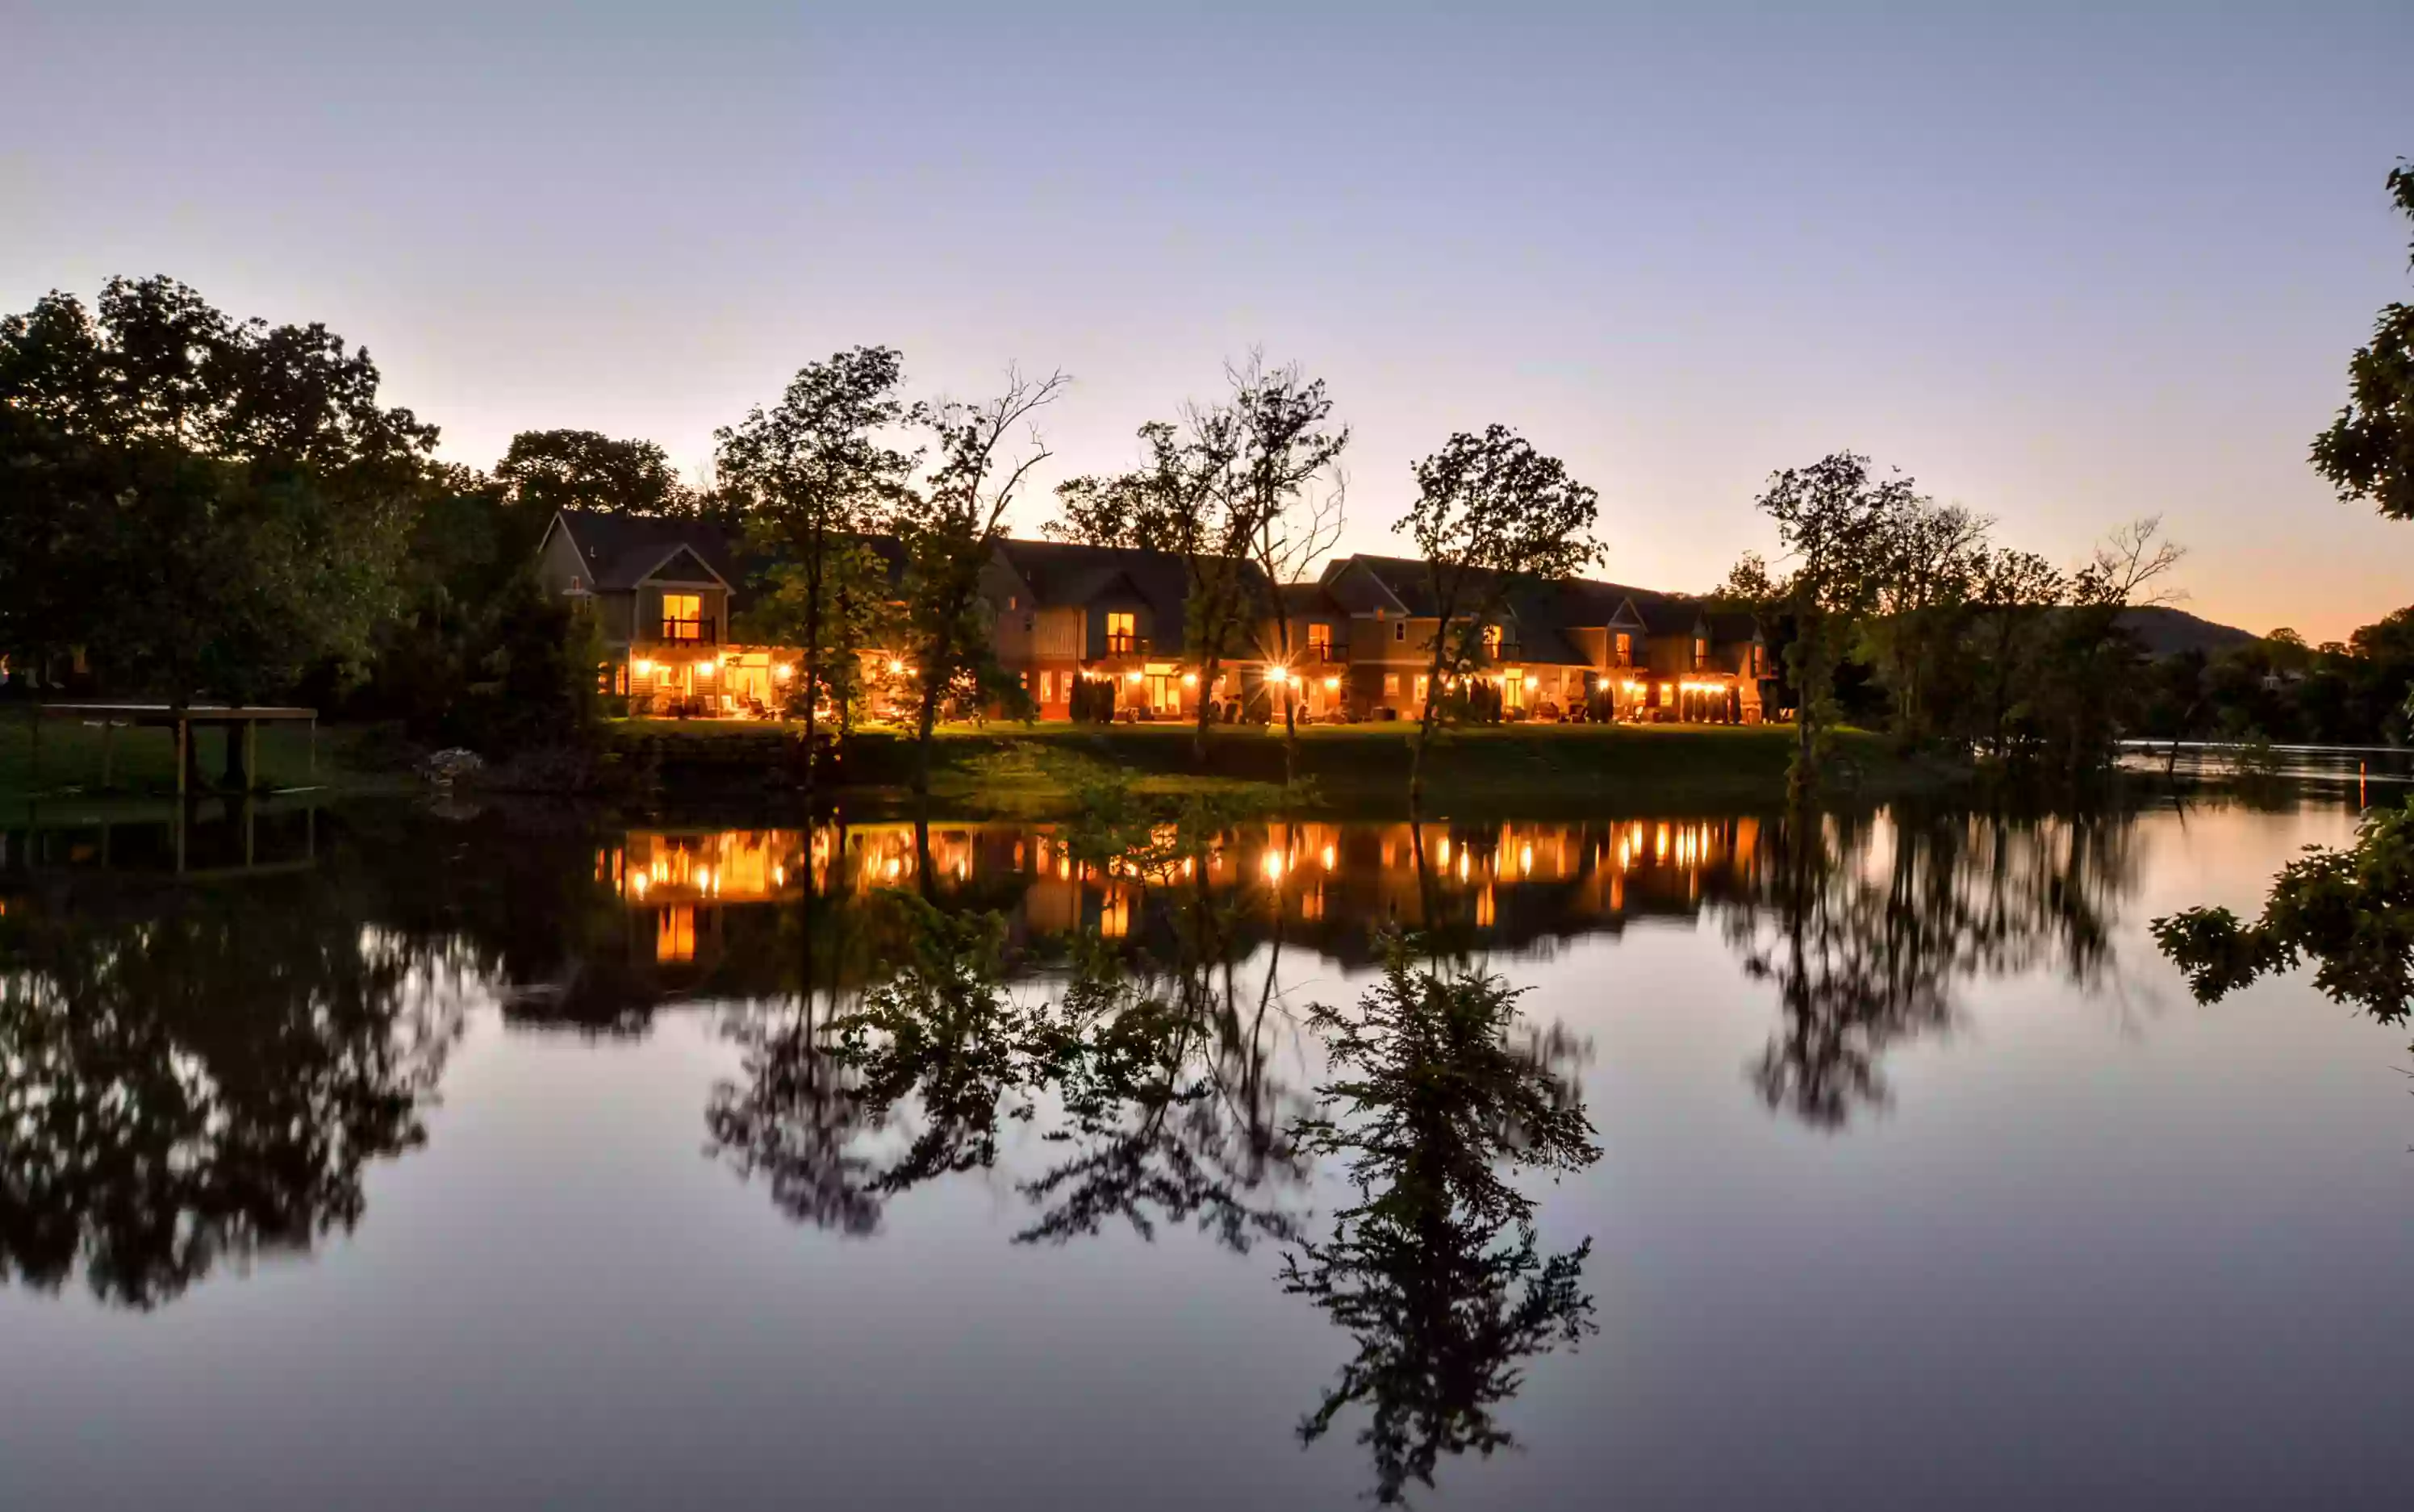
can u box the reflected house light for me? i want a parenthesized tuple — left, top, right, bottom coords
(1519, 842, 1533, 875)
(1436, 836, 1451, 867)
(1320, 844, 1336, 870)
(629, 871, 649, 897)
(1263, 850, 1286, 883)
(1457, 852, 1470, 882)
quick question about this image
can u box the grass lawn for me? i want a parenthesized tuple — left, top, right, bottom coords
(0, 711, 403, 800)
(605, 716, 1949, 812)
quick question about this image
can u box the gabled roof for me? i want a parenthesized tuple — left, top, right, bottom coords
(993, 537, 1276, 656)
(549, 510, 743, 594)
(1277, 580, 1346, 619)
(547, 509, 913, 614)
(1334, 554, 1452, 616)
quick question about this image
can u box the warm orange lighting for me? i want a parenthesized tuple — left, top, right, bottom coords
(1267, 666, 1290, 684)
(1322, 676, 1339, 691)
(629, 871, 650, 897)
(775, 664, 793, 683)
(1320, 844, 1336, 870)
(1182, 672, 1198, 687)
(1263, 850, 1287, 883)
(1126, 670, 1142, 683)
(888, 658, 905, 675)
(633, 658, 654, 676)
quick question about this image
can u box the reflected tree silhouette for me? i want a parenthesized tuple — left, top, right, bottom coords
(1282, 936, 1598, 1505)
(0, 876, 465, 1308)
(1726, 801, 2136, 1128)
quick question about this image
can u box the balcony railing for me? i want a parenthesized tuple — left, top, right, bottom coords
(1304, 642, 1345, 664)
(1104, 633, 1142, 656)
(658, 617, 719, 645)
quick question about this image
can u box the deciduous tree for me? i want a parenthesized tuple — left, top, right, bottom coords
(716, 347, 916, 797)
(2311, 162, 2414, 520)
(1397, 425, 1602, 805)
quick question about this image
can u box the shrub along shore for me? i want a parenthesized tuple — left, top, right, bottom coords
(591, 719, 1965, 816)
(0, 713, 1965, 813)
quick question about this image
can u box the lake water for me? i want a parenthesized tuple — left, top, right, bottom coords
(3, 787, 2409, 1510)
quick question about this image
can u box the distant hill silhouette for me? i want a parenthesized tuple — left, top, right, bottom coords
(2117, 605, 2259, 658)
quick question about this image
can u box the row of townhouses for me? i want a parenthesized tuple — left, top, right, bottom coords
(537, 509, 1778, 725)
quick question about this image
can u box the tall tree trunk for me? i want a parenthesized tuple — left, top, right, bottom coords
(800, 518, 825, 809)
(1276, 612, 1299, 788)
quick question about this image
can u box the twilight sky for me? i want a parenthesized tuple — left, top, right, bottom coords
(5, 2, 2410, 639)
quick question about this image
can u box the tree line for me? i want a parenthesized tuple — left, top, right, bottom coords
(8, 157, 2407, 798)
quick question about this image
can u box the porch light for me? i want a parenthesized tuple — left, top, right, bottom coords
(1322, 676, 1339, 691)
(1266, 666, 1290, 684)
(1182, 672, 1198, 687)
(1126, 670, 1142, 683)
(775, 664, 793, 683)
(633, 659, 654, 676)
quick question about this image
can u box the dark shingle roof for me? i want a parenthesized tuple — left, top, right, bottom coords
(554, 510, 745, 595)
(994, 538, 1275, 656)
(552, 510, 911, 614)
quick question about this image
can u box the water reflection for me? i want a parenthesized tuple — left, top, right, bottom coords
(0, 795, 2165, 1498)
(1285, 940, 1599, 1504)
(0, 858, 464, 1308)
(1723, 804, 2137, 1128)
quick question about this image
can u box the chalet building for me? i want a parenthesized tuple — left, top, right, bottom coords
(536, 508, 1777, 725)
(536, 509, 914, 717)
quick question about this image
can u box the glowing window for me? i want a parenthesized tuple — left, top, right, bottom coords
(662, 593, 704, 641)
(657, 906, 696, 962)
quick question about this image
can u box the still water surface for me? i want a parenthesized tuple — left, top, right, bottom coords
(2, 792, 2408, 1509)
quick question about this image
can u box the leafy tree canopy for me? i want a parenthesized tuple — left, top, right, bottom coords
(2312, 163, 2414, 520)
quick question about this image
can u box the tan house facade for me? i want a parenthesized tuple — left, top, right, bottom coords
(537, 510, 1777, 725)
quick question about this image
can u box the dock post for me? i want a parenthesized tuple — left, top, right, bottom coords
(308, 716, 317, 780)
(27, 708, 39, 794)
(176, 718, 188, 799)
(101, 720, 115, 791)
(244, 720, 258, 793)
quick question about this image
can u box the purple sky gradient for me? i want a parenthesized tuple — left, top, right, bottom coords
(6, 1, 2411, 638)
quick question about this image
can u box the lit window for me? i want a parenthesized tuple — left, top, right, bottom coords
(662, 593, 704, 641)
(1309, 623, 1333, 657)
(657, 906, 695, 963)
(1106, 611, 1136, 653)
(1384, 673, 1401, 696)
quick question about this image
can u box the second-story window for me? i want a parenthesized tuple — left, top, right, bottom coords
(1309, 623, 1332, 658)
(662, 593, 703, 641)
(1483, 623, 1504, 657)
(1393, 620, 1407, 643)
(1106, 611, 1136, 653)
(1614, 632, 1632, 666)
(1693, 635, 1709, 669)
